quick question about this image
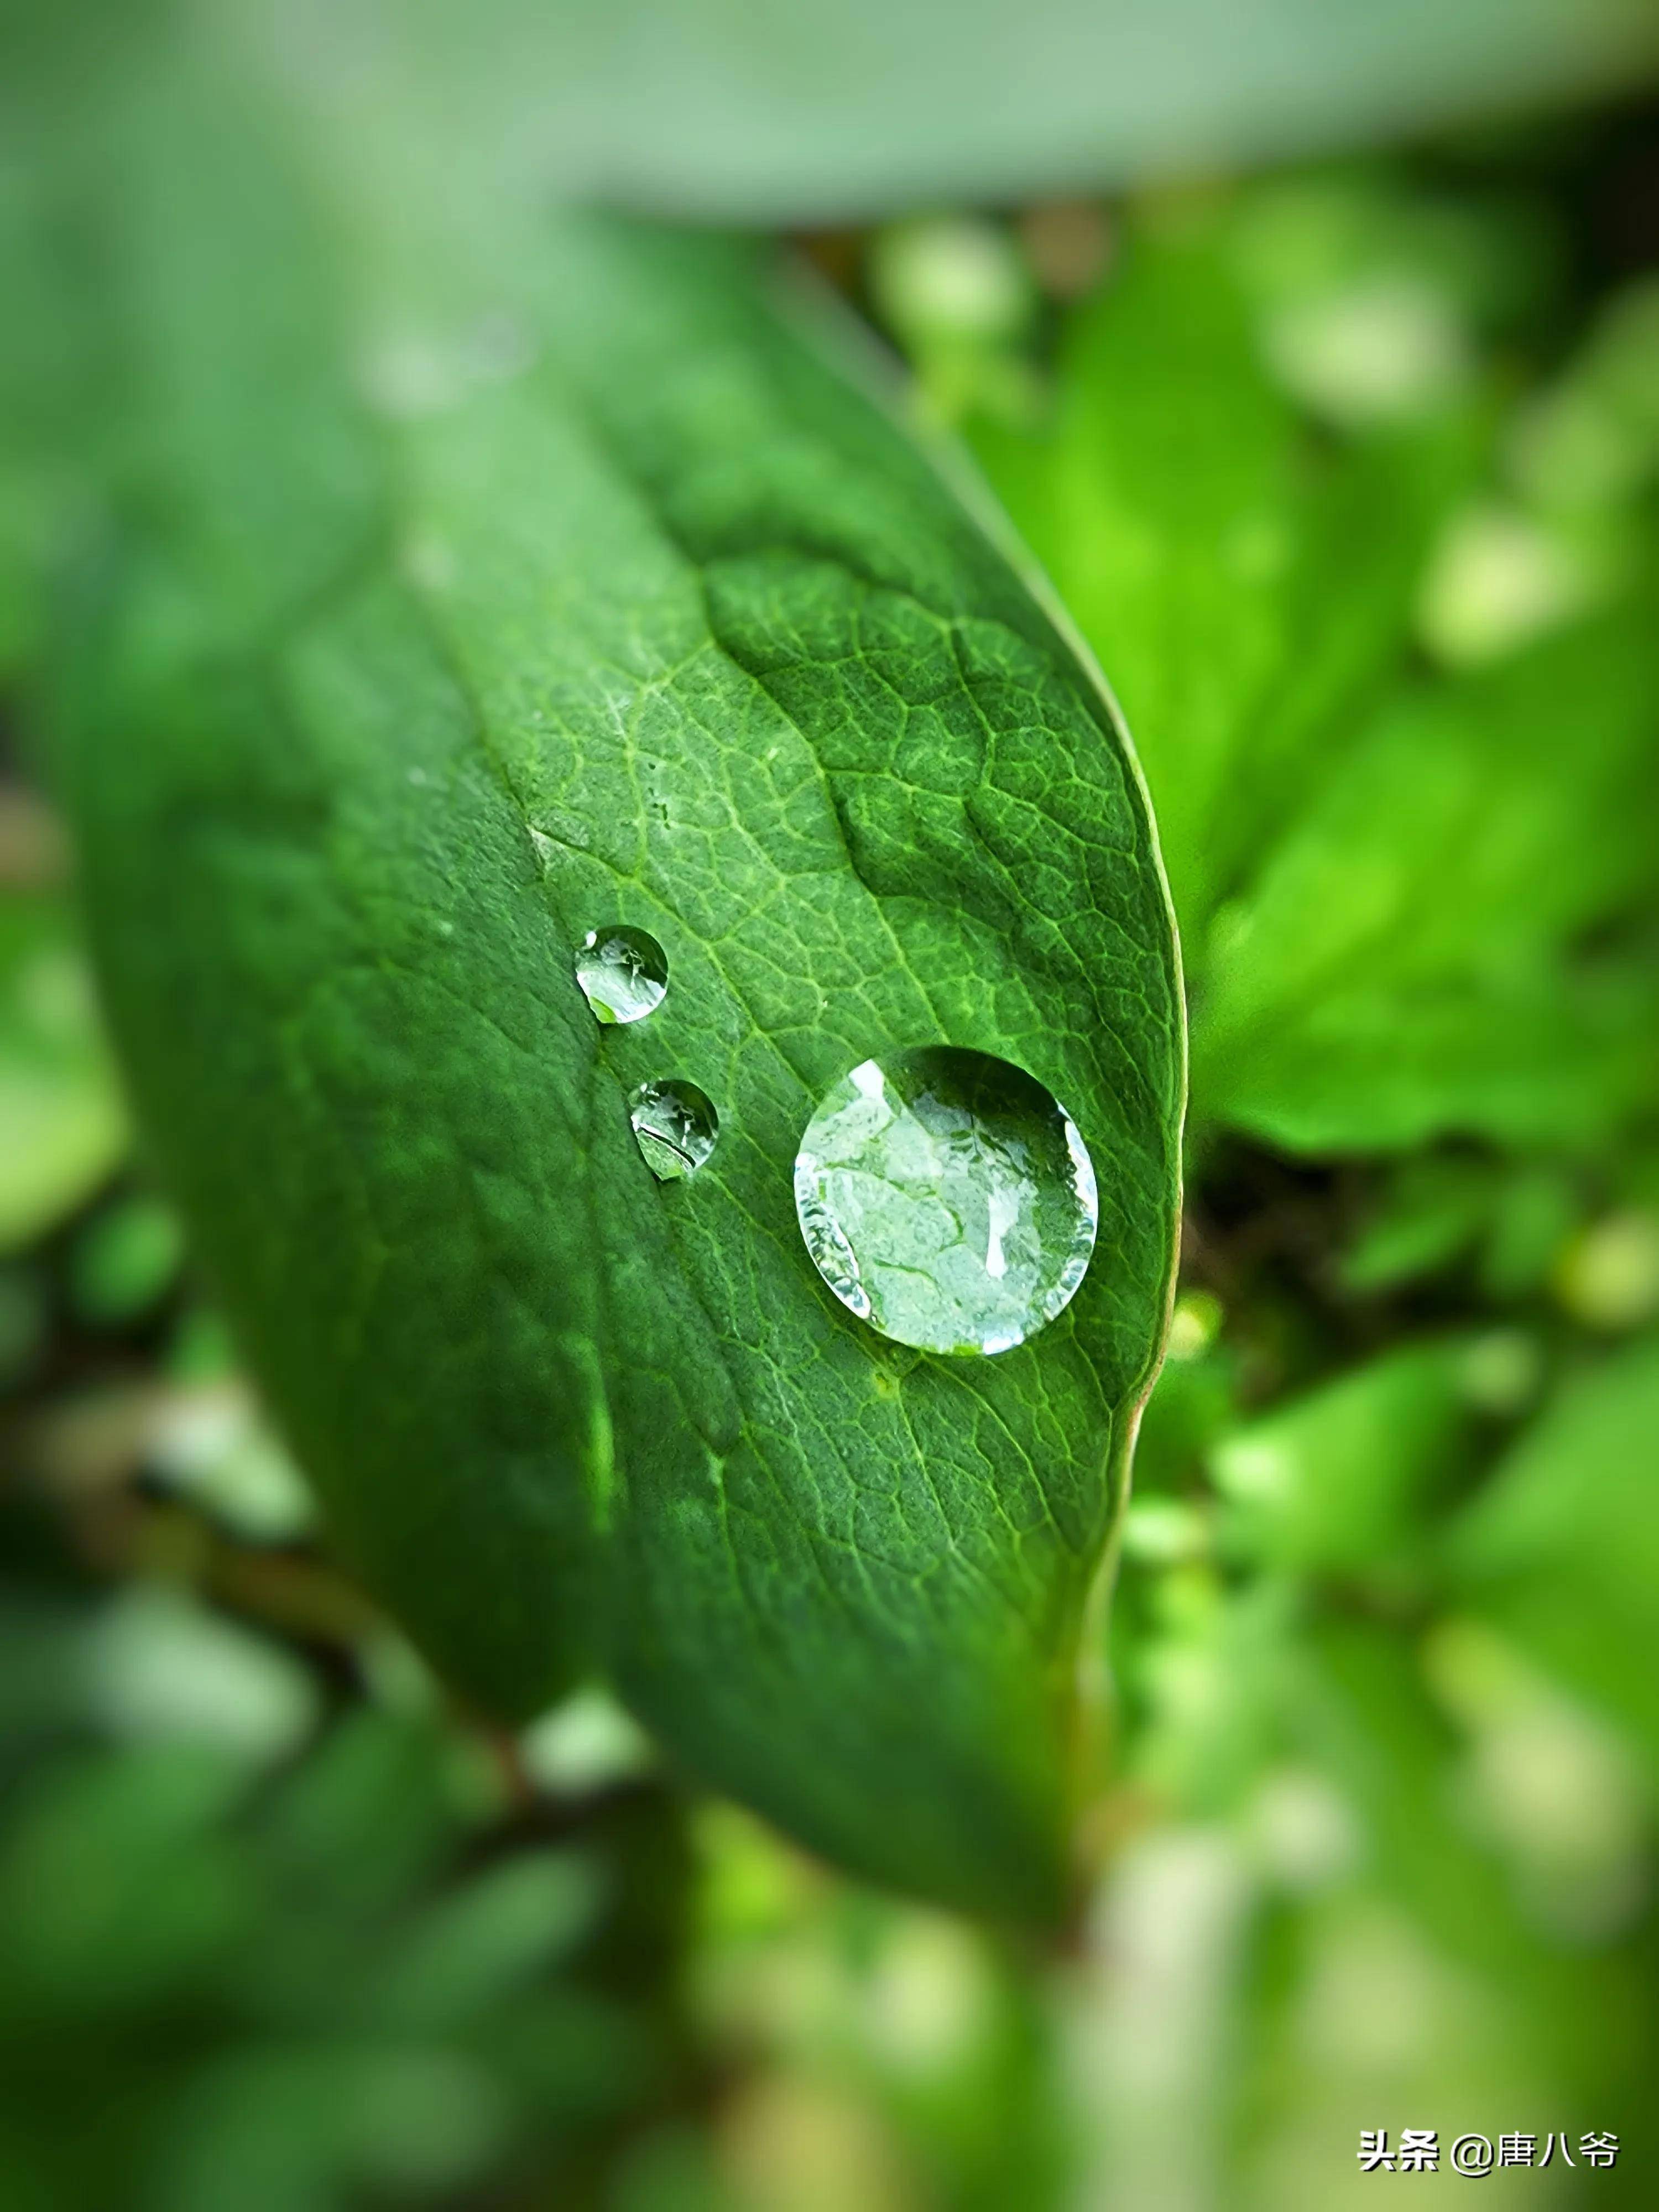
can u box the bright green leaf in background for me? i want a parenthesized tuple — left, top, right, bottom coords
(0, 895, 126, 1253)
(971, 205, 1481, 941)
(1454, 1338, 1659, 1777)
(1194, 617, 1659, 1152)
(1210, 1340, 1473, 1580)
(972, 183, 1659, 1160)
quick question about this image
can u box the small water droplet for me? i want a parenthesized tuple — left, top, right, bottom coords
(574, 926, 667, 1025)
(793, 1047, 1097, 1355)
(629, 1079, 718, 1181)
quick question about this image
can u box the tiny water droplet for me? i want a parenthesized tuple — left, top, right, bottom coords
(574, 926, 667, 1025)
(794, 1047, 1097, 1355)
(629, 1079, 718, 1181)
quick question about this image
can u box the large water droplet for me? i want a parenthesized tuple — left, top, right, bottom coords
(575, 926, 667, 1025)
(794, 1047, 1097, 1355)
(629, 1079, 719, 1181)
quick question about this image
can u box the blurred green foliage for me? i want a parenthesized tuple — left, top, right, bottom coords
(0, 1549, 696, 2210)
(0, 892, 125, 1254)
(967, 174, 1659, 1157)
(3, 52, 1658, 2212)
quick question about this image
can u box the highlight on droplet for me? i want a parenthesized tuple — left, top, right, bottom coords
(573, 926, 668, 1025)
(629, 1078, 719, 1182)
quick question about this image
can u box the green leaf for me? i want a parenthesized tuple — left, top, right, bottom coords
(1286, 1620, 1614, 2078)
(212, 0, 1659, 225)
(1338, 1156, 1498, 1295)
(46, 55, 1183, 1919)
(68, 1191, 186, 1325)
(969, 196, 1658, 1166)
(971, 211, 1477, 945)
(1451, 1335, 1659, 1778)
(1209, 1341, 1472, 1578)
(365, 1853, 601, 2032)
(0, 894, 127, 1253)
(0, 1743, 257, 2015)
(1192, 614, 1659, 1152)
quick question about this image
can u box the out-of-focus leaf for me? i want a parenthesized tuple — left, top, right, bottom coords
(977, 197, 1659, 1166)
(67, 1192, 185, 1326)
(0, 1556, 688, 2210)
(0, 1263, 47, 1387)
(155, 2042, 510, 2212)
(1274, 1628, 1655, 2141)
(1129, 1572, 1298, 1815)
(366, 1853, 601, 2032)
(1131, 1342, 1237, 1496)
(0, 896, 126, 1252)
(0, 78, 119, 684)
(1424, 1616, 1650, 1943)
(1211, 1342, 1473, 1577)
(1338, 1156, 1497, 1294)
(83, 1586, 321, 1763)
(255, 1712, 471, 1925)
(973, 211, 1478, 943)
(1480, 1165, 1580, 1297)
(1339, 1154, 1580, 1305)
(43, 33, 1182, 1920)
(0, 1744, 256, 2016)
(1232, 1885, 1563, 2201)
(1452, 1336, 1659, 1777)
(215, 0, 1659, 225)
(1288, 1619, 1621, 2081)
(1507, 274, 1659, 519)
(145, 1386, 319, 1545)
(1192, 615, 1659, 1152)
(1229, 171, 1562, 405)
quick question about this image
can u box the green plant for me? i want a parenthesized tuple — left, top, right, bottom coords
(4, 5, 1659, 2208)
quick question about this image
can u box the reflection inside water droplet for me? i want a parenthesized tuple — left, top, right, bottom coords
(629, 1079, 718, 1181)
(794, 1047, 1097, 1355)
(574, 926, 667, 1025)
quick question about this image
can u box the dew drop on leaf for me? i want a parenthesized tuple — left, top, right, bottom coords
(574, 926, 667, 1024)
(793, 1048, 1098, 1356)
(629, 1079, 719, 1181)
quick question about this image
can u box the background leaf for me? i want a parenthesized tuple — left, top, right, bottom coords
(0, 894, 127, 1253)
(975, 191, 1659, 1161)
(1209, 1340, 1472, 1579)
(970, 207, 1480, 943)
(216, 0, 1659, 222)
(1452, 1336, 1659, 1776)
(1192, 617, 1659, 1151)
